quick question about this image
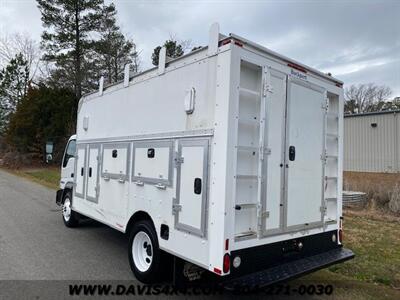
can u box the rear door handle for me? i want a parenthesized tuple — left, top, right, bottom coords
(194, 178, 202, 194)
(289, 146, 296, 161)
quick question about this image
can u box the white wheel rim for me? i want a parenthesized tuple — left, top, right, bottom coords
(63, 198, 71, 222)
(132, 231, 153, 272)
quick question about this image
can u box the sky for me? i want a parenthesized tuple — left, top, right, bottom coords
(0, 0, 399, 97)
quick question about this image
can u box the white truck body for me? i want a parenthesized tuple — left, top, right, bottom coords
(59, 24, 353, 284)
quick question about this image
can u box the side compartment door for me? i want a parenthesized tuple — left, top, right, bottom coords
(75, 144, 87, 199)
(86, 144, 100, 203)
(285, 77, 326, 229)
(261, 68, 287, 235)
(99, 143, 130, 219)
(174, 139, 209, 237)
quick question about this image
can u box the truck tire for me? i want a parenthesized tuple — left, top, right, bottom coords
(128, 220, 164, 283)
(62, 191, 79, 228)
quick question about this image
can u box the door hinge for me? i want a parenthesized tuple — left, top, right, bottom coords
(261, 210, 270, 218)
(172, 200, 182, 215)
(259, 147, 271, 161)
(263, 82, 273, 96)
(174, 152, 184, 166)
(320, 206, 327, 215)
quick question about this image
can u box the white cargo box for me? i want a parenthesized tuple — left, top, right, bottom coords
(62, 23, 352, 284)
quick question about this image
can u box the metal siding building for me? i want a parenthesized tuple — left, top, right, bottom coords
(344, 110, 400, 173)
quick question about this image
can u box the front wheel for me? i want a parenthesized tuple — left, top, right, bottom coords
(62, 191, 79, 227)
(128, 220, 164, 283)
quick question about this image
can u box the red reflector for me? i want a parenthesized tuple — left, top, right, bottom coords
(223, 253, 230, 273)
(336, 83, 343, 88)
(225, 239, 229, 251)
(288, 62, 307, 73)
(220, 39, 231, 46)
(234, 40, 243, 47)
(213, 267, 222, 275)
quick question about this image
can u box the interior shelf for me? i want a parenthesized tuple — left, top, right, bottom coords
(238, 118, 260, 126)
(326, 133, 338, 139)
(239, 87, 260, 97)
(235, 230, 257, 239)
(236, 145, 258, 152)
(327, 113, 338, 119)
(236, 174, 258, 180)
(235, 203, 258, 209)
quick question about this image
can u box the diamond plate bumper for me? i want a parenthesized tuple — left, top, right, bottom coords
(223, 247, 354, 289)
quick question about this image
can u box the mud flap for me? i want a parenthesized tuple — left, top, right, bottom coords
(56, 189, 63, 206)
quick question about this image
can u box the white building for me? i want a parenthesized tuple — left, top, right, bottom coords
(344, 110, 400, 173)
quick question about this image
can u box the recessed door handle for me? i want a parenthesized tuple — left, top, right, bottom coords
(194, 178, 202, 194)
(155, 183, 166, 190)
(289, 145, 296, 161)
(134, 180, 144, 186)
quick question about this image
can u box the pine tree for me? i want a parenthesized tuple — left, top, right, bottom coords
(151, 40, 184, 66)
(0, 53, 29, 133)
(37, 0, 104, 99)
(95, 3, 139, 84)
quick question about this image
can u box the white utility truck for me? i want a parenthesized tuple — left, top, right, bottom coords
(57, 23, 353, 286)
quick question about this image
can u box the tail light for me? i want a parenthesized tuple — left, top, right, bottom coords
(223, 253, 230, 273)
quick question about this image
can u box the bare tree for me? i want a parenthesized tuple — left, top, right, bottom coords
(0, 33, 41, 81)
(344, 83, 392, 114)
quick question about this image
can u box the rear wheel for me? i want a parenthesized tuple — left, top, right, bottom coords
(128, 220, 164, 283)
(62, 191, 79, 227)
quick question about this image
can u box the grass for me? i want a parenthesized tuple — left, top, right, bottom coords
(328, 209, 400, 287)
(296, 208, 400, 299)
(4, 167, 400, 298)
(10, 167, 60, 190)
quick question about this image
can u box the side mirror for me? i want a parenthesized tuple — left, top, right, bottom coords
(45, 141, 54, 164)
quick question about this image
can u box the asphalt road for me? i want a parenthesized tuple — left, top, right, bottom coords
(0, 169, 133, 280)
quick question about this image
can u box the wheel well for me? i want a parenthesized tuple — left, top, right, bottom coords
(60, 186, 73, 204)
(125, 211, 155, 236)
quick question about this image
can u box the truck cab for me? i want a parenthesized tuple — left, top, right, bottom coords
(56, 135, 76, 206)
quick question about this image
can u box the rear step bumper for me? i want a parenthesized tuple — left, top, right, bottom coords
(223, 248, 354, 289)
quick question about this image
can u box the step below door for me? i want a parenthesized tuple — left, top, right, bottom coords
(174, 139, 209, 237)
(285, 77, 326, 230)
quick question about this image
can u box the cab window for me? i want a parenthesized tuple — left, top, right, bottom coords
(63, 140, 76, 168)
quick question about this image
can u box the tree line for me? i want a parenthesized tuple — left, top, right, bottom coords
(0, 0, 191, 166)
(0, 0, 398, 166)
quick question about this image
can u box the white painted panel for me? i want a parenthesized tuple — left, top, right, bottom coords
(134, 147, 169, 180)
(86, 147, 99, 200)
(264, 70, 286, 231)
(286, 80, 325, 227)
(76, 147, 86, 197)
(178, 146, 204, 231)
(102, 147, 128, 175)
